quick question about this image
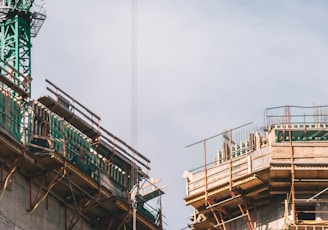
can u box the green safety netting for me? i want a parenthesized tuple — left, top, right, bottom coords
(40, 103, 134, 186)
(49, 112, 100, 179)
(0, 92, 22, 141)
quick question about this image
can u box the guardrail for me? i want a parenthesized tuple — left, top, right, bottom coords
(186, 146, 270, 197)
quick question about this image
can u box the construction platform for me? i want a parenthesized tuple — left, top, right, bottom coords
(0, 61, 165, 230)
(184, 106, 328, 230)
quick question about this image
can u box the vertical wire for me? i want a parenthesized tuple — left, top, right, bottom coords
(131, 0, 138, 187)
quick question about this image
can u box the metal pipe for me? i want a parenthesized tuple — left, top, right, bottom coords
(213, 214, 247, 228)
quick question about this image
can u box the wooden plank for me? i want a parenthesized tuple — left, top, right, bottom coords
(0, 73, 29, 98)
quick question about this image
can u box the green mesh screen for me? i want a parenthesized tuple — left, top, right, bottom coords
(0, 92, 22, 141)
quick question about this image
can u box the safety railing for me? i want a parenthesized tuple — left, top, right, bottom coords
(266, 105, 328, 128)
(0, 59, 31, 98)
(30, 97, 163, 226)
(185, 146, 270, 197)
(45, 79, 151, 179)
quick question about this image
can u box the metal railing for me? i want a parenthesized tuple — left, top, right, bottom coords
(266, 105, 328, 128)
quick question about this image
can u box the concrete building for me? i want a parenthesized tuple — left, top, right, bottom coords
(184, 105, 328, 230)
(0, 2, 165, 229)
(0, 52, 164, 230)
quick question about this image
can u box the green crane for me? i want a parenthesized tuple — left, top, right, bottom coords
(0, 1, 46, 143)
(0, 0, 46, 81)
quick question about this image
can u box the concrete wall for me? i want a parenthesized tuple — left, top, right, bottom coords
(0, 168, 94, 230)
(228, 195, 328, 229)
(231, 196, 286, 230)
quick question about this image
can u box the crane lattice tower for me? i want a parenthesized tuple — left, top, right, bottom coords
(0, 0, 46, 89)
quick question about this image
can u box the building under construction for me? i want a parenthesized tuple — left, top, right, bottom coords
(0, 1, 164, 230)
(184, 106, 328, 230)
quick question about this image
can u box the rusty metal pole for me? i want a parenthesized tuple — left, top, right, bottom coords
(229, 130, 233, 191)
(204, 140, 208, 204)
(288, 106, 296, 224)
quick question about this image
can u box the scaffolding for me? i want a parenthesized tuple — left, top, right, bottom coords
(184, 105, 328, 230)
(0, 73, 165, 229)
(0, 1, 165, 228)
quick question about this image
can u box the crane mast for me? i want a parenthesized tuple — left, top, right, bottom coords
(0, 0, 46, 79)
(0, 1, 46, 144)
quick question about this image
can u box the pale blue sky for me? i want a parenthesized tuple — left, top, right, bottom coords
(31, 1, 328, 229)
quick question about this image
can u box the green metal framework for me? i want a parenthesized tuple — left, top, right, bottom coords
(0, 1, 45, 143)
(0, 13, 31, 76)
(0, 0, 46, 80)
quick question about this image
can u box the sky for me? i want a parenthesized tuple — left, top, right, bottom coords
(30, 1, 328, 229)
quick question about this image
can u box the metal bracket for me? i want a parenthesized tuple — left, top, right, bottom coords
(66, 193, 100, 230)
(0, 157, 19, 199)
(27, 166, 65, 213)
